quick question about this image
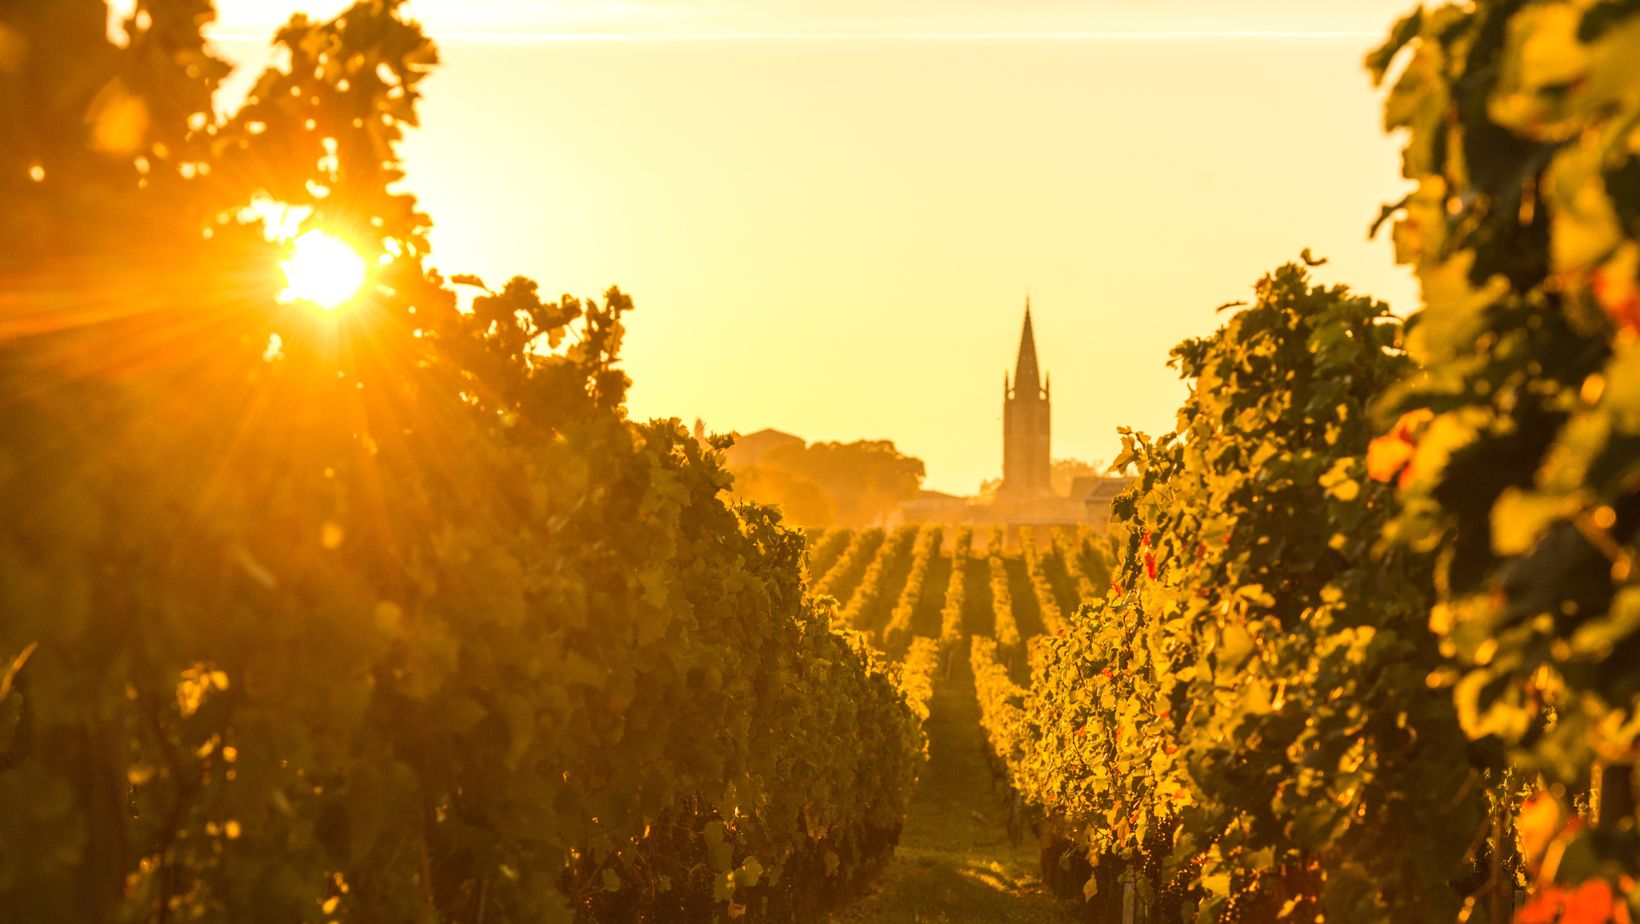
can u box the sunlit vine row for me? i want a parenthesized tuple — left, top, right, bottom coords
(812, 527, 884, 608)
(938, 527, 972, 656)
(969, 635, 1029, 792)
(882, 527, 941, 652)
(985, 532, 1022, 655)
(805, 527, 853, 585)
(1018, 529, 1066, 636)
(837, 526, 917, 632)
(1006, 263, 1484, 921)
(897, 636, 941, 726)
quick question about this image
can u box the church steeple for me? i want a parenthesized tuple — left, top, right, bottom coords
(1013, 297, 1041, 395)
(1001, 296, 1052, 499)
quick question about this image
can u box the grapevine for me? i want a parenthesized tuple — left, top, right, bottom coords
(805, 527, 854, 586)
(985, 531, 1023, 657)
(1019, 529, 1067, 636)
(882, 527, 942, 653)
(938, 527, 972, 657)
(812, 528, 885, 609)
(836, 526, 918, 632)
(1373, 2, 1640, 908)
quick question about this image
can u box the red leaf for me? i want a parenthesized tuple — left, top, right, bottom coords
(1561, 879, 1615, 924)
(1366, 430, 1415, 484)
(1516, 792, 1562, 870)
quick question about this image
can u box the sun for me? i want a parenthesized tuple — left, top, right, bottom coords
(281, 230, 368, 309)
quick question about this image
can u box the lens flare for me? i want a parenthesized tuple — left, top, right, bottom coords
(282, 231, 367, 309)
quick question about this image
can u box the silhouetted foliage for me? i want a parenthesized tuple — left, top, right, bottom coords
(0, 2, 924, 921)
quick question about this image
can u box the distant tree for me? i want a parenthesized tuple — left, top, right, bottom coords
(726, 439, 924, 527)
(1049, 458, 1106, 497)
(763, 440, 924, 527)
(729, 464, 835, 527)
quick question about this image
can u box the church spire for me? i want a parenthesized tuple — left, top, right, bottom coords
(1000, 295, 1052, 499)
(1013, 297, 1041, 396)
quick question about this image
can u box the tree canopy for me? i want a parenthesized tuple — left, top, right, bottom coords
(728, 438, 925, 528)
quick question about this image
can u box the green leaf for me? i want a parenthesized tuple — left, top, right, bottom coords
(704, 820, 734, 873)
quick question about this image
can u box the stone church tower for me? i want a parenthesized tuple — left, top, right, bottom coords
(1002, 300, 1051, 498)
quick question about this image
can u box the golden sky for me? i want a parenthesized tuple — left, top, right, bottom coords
(203, 1, 1420, 494)
(202, 1, 1411, 37)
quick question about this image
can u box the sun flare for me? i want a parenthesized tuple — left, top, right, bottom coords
(281, 230, 368, 309)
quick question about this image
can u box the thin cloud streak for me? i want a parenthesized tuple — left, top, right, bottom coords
(210, 30, 1379, 43)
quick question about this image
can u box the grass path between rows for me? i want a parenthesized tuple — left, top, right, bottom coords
(831, 639, 1079, 924)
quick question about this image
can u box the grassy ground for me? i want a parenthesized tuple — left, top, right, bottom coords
(832, 640, 1079, 924)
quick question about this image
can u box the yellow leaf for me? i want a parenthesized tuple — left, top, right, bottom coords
(1491, 489, 1577, 556)
(1242, 679, 1272, 716)
(1603, 347, 1640, 431)
(1408, 255, 1509, 364)
(1217, 623, 1254, 669)
(1517, 4, 1589, 89)
(86, 79, 149, 155)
